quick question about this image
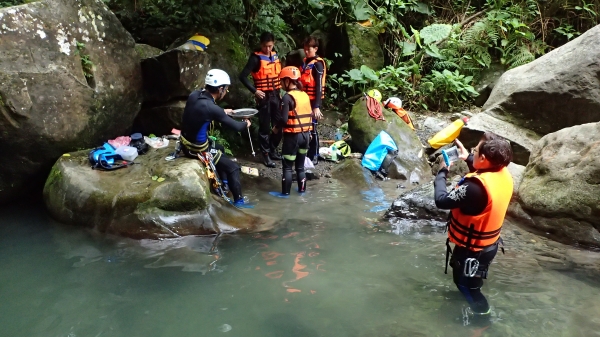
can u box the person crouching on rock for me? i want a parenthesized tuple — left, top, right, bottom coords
(434, 133, 513, 317)
(270, 66, 313, 198)
(180, 69, 252, 207)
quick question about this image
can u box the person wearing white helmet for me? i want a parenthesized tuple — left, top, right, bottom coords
(180, 69, 252, 207)
(384, 96, 415, 130)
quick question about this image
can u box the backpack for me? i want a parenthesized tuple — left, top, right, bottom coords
(88, 143, 129, 170)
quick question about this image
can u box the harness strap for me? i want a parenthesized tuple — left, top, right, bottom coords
(444, 238, 452, 274)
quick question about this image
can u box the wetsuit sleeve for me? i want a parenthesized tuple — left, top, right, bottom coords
(279, 94, 295, 128)
(434, 169, 488, 215)
(239, 54, 260, 93)
(466, 153, 476, 172)
(211, 105, 247, 132)
(310, 60, 325, 109)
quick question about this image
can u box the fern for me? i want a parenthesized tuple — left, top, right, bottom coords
(505, 44, 534, 68)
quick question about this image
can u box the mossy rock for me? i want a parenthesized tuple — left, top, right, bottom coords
(43, 147, 274, 239)
(135, 43, 163, 59)
(348, 97, 430, 183)
(346, 23, 384, 70)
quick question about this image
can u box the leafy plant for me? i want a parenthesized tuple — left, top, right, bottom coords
(420, 69, 479, 111)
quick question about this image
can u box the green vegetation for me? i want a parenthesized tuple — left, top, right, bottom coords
(101, 0, 599, 112)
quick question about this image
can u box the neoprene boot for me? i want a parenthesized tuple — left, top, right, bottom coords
(262, 153, 276, 168)
(269, 150, 282, 160)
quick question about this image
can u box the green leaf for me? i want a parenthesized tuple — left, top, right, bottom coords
(424, 44, 443, 59)
(420, 24, 452, 45)
(352, 0, 373, 21)
(347, 69, 364, 81)
(410, 26, 421, 47)
(152, 175, 158, 181)
(501, 39, 509, 47)
(157, 177, 165, 182)
(411, 2, 433, 15)
(360, 65, 378, 81)
(400, 41, 416, 56)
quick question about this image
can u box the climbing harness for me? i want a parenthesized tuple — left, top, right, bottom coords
(365, 94, 385, 121)
(197, 151, 231, 203)
(464, 258, 480, 277)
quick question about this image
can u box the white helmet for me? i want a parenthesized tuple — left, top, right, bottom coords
(384, 97, 402, 108)
(205, 69, 231, 86)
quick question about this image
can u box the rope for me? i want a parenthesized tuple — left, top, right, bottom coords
(365, 95, 385, 121)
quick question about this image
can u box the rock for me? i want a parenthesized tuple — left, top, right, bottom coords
(459, 111, 541, 165)
(135, 43, 163, 59)
(140, 31, 252, 108)
(285, 49, 305, 69)
(327, 23, 384, 73)
(473, 63, 505, 107)
(348, 97, 430, 182)
(330, 159, 371, 190)
(422, 116, 447, 137)
(516, 122, 600, 248)
(135, 100, 185, 136)
(0, 0, 143, 205)
(506, 162, 525, 199)
(384, 181, 449, 221)
(483, 25, 600, 136)
(43, 147, 273, 239)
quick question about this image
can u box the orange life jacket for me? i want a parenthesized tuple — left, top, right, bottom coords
(283, 90, 313, 133)
(385, 102, 415, 130)
(251, 51, 281, 91)
(300, 57, 326, 100)
(447, 168, 513, 251)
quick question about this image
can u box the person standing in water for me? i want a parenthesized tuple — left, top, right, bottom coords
(270, 66, 313, 198)
(434, 134, 513, 317)
(239, 32, 282, 168)
(299, 36, 326, 165)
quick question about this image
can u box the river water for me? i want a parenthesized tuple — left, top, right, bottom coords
(1, 173, 600, 337)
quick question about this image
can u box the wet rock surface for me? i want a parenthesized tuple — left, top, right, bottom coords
(43, 147, 274, 239)
(0, 0, 143, 204)
(514, 122, 600, 248)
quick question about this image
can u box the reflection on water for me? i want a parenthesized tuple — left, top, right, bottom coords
(1, 177, 599, 337)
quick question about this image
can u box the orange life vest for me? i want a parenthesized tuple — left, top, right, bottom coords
(251, 51, 281, 91)
(300, 57, 326, 100)
(283, 90, 313, 133)
(385, 102, 415, 130)
(447, 168, 513, 251)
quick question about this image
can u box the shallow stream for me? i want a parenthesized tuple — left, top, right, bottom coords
(1, 172, 600, 337)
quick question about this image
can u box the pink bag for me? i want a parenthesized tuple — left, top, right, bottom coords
(108, 136, 131, 149)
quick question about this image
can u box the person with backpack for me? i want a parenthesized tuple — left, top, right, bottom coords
(180, 69, 252, 207)
(239, 32, 282, 168)
(434, 133, 513, 318)
(299, 36, 326, 165)
(270, 66, 313, 197)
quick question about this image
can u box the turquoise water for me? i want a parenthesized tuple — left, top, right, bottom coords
(1, 177, 599, 337)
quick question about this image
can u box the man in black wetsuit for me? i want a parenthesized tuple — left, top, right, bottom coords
(239, 32, 282, 168)
(434, 133, 513, 319)
(180, 69, 251, 207)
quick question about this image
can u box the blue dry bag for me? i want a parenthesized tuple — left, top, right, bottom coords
(361, 131, 398, 172)
(88, 143, 128, 170)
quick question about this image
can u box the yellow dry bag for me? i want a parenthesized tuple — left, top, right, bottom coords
(427, 117, 469, 149)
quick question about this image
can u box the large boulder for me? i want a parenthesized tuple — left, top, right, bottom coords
(482, 24, 600, 136)
(0, 0, 143, 204)
(43, 147, 273, 239)
(459, 111, 541, 165)
(135, 100, 185, 136)
(348, 97, 430, 182)
(327, 23, 384, 73)
(140, 31, 252, 108)
(515, 122, 600, 248)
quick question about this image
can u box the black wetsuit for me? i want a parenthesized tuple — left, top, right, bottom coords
(434, 154, 502, 314)
(279, 92, 310, 194)
(239, 53, 282, 155)
(181, 90, 247, 202)
(303, 57, 324, 162)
